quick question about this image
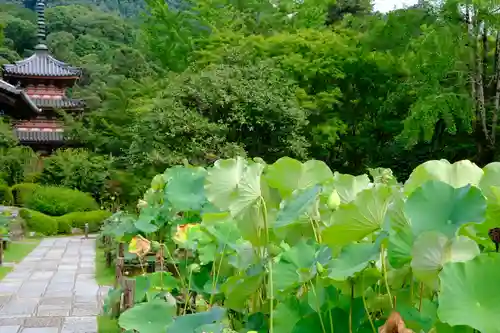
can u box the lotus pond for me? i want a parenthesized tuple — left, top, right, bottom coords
(100, 157, 500, 333)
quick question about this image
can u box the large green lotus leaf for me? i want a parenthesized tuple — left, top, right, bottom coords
(397, 299, 437, 332)
(135, 207, 160, 233)
(404, 160, 483, 195)
(383, 191, 410, 232)
(328, 232, 387, 281)
(165, 166, 207, 211)
(322, 185, 393, 246)
(274, 186, 320, 228)
(368, 167, 398, 186)
(412, 232, 480, 289)
(331, 172, 371, 203)
(148, 272, 178, 291)
(272, 298, 302, 333)
(411, 232, 449, 288)
(273, 298, 365, 333)
(388, 226, 414, 269)
(166, 306, 226, 333)
(221, 274, 263, 311)
(474, 187, 500, 245)
(405, 181, 486, 238)
(479, 162, 500, 199)
(119, 300, 176, 333)
(438, 254, 500, 333)
(205, 157, 245, 210)
(266, 157, 333, 197)
(205, 161, 266, 245)
(133, 275, 150, 303)
(330, 267, 382, 298)
(432, 322, 475, 333)
(328, 242, 381, 281)
(448, 236, 480, 262)
(273, 241, 317, 292)
(229, 162, 265, 217)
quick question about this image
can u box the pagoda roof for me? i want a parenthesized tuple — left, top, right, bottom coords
(14, 119, 64, 143)
(31, 97, 85, 110)
(15, 129, 64, 143)
(2, 45, 81, 78)
(0, 79, 40, 113)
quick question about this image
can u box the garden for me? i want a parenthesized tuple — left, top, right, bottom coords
(96, 157, 500, 333)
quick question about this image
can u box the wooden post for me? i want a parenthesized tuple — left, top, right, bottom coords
(104, 236, 112, 268)
(155, 245, 165, 272)
(113, 242, 125, 315)
(115, 242, 125, 288)
(84, 223, 89, 239)
(122, 278, 136, 310)
(0, 238, 4, 266)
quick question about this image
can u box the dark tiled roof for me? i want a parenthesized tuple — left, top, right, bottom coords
(31, 98, 85, 109)
(14, 129, 64, 143)
(2, 45, 81, 78)
(0, 80, 18, 94)
(0, 80, 40, 113)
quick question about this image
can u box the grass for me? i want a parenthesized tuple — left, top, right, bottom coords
(97, 315, 120, 333)
(0, 239, 41, 281)
(3, 240, 40, 263)
(95, 244, 115, 286)
(0, 267, 12, 280)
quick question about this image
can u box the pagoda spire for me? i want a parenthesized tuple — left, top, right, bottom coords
(35, 0, 48, 51)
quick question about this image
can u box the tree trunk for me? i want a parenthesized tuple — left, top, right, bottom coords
(475, 20, 490, 143)
(491, 30, 500, 146)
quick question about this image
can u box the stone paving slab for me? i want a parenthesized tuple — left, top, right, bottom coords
(0, 236, 99, 333)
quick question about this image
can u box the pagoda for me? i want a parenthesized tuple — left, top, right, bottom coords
(0, 0, 84, 154)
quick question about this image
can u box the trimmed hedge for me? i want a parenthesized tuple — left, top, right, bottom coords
(0, 185, 13, 205)
(19, 208, 58, 236)
(56, 210, 112, 233)
(20, 209, 111, 235)
(11, 183, 40, 206)
(56, 218, 72, 235)
(24, 186, 99, 216)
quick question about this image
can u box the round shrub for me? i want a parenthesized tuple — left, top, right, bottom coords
(55, 217, 72, 234)
(25, 186, 99, 216)
(0, 185, 13, 205)
(11, 183, 40, 206)
(59, 210, 112, 233)
(19, 208, 58, 236)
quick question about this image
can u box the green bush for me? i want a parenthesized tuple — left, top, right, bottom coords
(58, 210, 112, 233)
(25, 186, 99, 216)
(19, 208, 58, 236)
(0, 185, 13, 205)
(11, 183, 40, 206)
(55, 218, 72, 235)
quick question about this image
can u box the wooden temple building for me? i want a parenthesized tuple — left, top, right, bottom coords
(0, 0, 84, 154)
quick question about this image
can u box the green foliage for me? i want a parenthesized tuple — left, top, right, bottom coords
(55, 216, 72, 234)
(0, 184, 13, 205)
(19, 208, 58, 236)
(0, 147, 39, 186)
(24, 186, 99, 216)
(58, 210, 112, 233)
(100, 157, 500, 333)
(38, 148, 113, 199)
(11, 183, 40, 206)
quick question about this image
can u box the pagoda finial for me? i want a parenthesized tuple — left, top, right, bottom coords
(34, 0, 47, 51)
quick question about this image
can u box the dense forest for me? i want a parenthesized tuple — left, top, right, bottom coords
(0, 0, 497, 208)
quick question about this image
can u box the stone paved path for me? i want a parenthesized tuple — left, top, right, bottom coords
(0, 236, 106, 333)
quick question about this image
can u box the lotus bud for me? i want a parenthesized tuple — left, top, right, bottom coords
(327, 190, 341, 210)
(189, 263, 201, 273)
(316, 262, 325, 273)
